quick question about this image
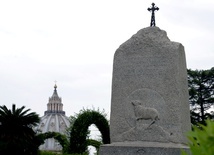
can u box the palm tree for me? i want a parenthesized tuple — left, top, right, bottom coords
(0, 104, 40, 155)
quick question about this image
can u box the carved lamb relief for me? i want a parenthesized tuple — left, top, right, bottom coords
(131, 100, 159, 128)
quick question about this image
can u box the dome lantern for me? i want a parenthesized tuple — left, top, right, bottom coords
(45, 85, 65, 115)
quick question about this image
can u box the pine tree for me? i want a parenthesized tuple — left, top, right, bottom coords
(188, 67, 214, 125)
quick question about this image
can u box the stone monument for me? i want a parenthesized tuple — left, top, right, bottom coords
(99, 3, 191, 155)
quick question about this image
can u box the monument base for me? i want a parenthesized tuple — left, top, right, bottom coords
(99, 142, 190, 155)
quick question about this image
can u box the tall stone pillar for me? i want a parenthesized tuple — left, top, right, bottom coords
(99, 27, 191, 155)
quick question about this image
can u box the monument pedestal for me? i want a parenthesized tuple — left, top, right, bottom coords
(99, 142, 190, 155)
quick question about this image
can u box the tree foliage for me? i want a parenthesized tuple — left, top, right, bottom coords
(182, 119, 214, 155)
(188, 67, 214, 125)
(0, 104, 40, 155)
(68, 109, 110, 154)
(0, 105, 109, 154)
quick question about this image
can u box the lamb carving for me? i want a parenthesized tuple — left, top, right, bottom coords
(131, 100, 159, 128)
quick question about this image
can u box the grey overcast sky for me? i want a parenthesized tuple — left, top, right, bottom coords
(0, 0, 213, 118)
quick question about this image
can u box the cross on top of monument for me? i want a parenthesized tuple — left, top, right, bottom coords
(147, 3, 159, 27)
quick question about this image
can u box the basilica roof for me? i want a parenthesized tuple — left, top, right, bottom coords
(36, 85, 70, 151)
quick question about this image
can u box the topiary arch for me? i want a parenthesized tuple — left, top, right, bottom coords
(87, 139, 102, 152)
(68, 110, 110, 154)
(37, 131, 69, 152)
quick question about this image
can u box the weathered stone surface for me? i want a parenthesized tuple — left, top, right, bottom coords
(99, 142, 190, 155)
(110, 27, 191, 144)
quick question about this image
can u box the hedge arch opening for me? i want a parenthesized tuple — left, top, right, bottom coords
(37, 132, 69, 151)
(69, 110, 110, 154)
(87, 139, 102, 153)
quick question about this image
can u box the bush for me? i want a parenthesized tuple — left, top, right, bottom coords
(182, 119, 214, 155)
(69, 109, 109, 154)
(39, 151, 88, 155)
(39, 151, 59, 155)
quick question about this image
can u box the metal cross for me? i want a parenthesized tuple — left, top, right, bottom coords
(148, 3, 159, 27)
(54, 80, 57, 90)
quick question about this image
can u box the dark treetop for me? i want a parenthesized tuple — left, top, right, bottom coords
(148, 3, 159, 27)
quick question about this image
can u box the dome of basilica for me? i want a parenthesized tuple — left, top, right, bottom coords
(36, 85, 70, 151)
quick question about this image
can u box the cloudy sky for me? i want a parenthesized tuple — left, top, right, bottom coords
(0, 0, 213, 118)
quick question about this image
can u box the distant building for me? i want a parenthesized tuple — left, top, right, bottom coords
(36, 85, 70, 151)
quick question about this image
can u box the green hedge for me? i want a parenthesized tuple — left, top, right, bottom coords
(40, 150, 88, 155)
(69, 109, 110, 154)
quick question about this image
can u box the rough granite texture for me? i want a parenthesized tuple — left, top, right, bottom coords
(99, 142, 190, 155)
(109, 27, 191, 144)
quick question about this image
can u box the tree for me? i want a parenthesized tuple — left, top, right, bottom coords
(188, 67, 214, 125)
(0, 104, 40, 155)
